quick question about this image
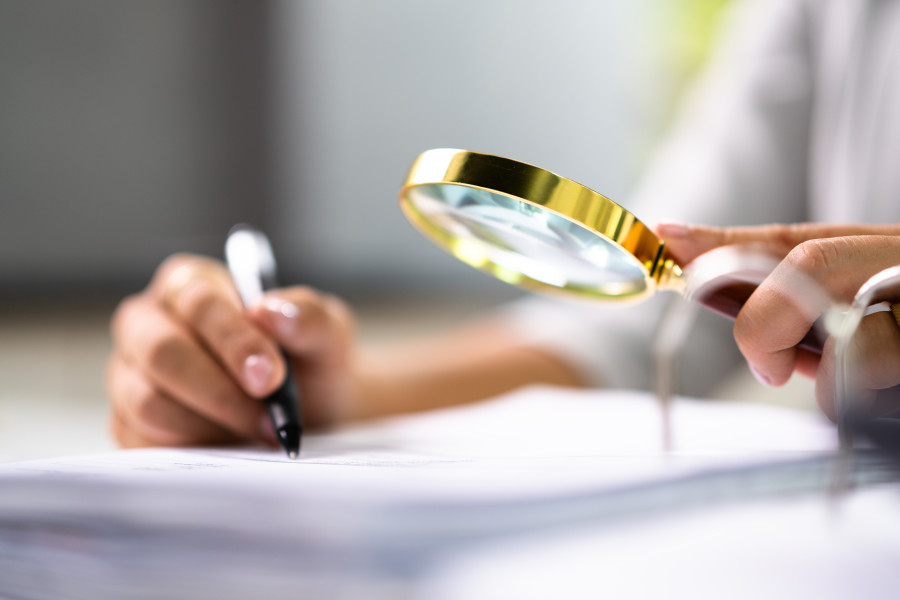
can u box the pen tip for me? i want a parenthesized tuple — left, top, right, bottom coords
(278, 424, 302, 460)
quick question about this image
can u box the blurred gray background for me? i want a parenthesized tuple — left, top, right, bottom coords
(0, 0, 650, 299)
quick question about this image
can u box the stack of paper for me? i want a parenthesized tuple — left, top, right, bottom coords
(1, 387, 895, 599)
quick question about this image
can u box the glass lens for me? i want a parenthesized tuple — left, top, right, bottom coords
(404, 183, 648, 296)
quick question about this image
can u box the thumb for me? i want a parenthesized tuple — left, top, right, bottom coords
(657, 222, 900, 265)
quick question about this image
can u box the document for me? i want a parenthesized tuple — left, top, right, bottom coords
(0, 387, 890, 600)
(420, 482, 900, 600)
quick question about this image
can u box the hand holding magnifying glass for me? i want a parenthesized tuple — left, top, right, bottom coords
(400, 149, 827, 353)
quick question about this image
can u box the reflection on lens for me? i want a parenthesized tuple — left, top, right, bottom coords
(404, 183, 648, 297)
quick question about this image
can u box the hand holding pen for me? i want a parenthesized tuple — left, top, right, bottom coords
(106, 235, 358, 451)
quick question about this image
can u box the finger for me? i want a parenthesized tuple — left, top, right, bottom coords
(658, 222, 900, 265)
(852, 311, 900, 391)
(794, 349, 821, 380)
(735, 236, 900, 385)
(815, 311, 900, 420)
(814, 337, 839, 422)
(107, 355, 247, 447)
(151, 255, 286, 398)
(247, 287, 355, 369)
(110, 410, 157, 449)
(247, 288, 357, 428)
(112, 294, 268, 441)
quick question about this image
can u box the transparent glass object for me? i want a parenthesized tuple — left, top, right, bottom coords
(405, 183, 648, 295)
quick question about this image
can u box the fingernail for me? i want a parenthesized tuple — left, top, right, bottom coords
(259, 413, 278, 444)
(749, 363, 772, 387)
(263, 297, 300, 339)
(244, 354, 274, 395)
(657, 223, 691, 239)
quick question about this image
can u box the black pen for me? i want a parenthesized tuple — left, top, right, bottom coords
(225, 225, 303, 459)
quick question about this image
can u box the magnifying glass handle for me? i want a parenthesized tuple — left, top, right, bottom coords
(694, 280, 825, 355)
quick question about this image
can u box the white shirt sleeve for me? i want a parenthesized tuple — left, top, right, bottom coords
(494, 0, 816, 393)
(630, 0, 813, 227)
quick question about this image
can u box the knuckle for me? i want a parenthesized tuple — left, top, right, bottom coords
(154, 254, 198, 293)
(157, 253, 200, 280)
(177, 278, 221, 322)
(155, 254, 227, 308)
(785, 239, 839, 274)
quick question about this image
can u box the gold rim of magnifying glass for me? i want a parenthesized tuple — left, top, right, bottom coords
(399, 148, 685, 301)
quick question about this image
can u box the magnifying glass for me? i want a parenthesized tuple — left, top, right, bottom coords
(400, 148, 677, 302)
(399, 148, 824, 352)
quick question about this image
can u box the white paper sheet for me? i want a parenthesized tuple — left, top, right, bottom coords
(0, 387, 882, 600)
(419, 484, 900, 600)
